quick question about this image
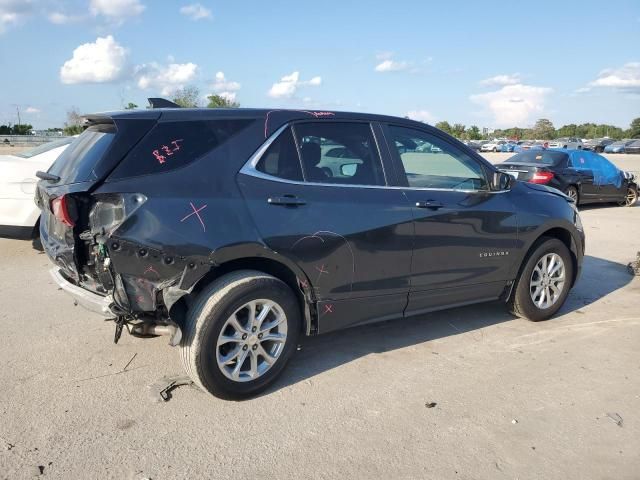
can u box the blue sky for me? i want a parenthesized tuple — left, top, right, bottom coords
(1, 0, 639, 130)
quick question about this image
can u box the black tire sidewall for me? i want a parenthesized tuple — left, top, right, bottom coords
(195, 277, 301, 399)
(514, 238, 574, 321)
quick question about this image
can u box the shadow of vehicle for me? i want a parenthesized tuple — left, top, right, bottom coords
(263, 255, 633, 396)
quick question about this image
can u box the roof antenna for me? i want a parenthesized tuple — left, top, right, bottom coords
(148, 98, 182, 109)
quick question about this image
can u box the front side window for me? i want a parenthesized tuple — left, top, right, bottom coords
(388, 125, 488, 190)
(293, 122, 385, 186)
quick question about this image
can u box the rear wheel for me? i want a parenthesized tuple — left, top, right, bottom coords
(509, 238, 573, 321)
(564, 185, 579, 205)
(180, 270, 300, 399)
(618, 185, 638, 207)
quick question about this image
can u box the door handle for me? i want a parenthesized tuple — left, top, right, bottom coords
(415, 200, 444, 209)
(267, 196, 306, 206)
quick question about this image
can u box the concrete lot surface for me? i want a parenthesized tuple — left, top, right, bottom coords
(0, 154, 639, 479)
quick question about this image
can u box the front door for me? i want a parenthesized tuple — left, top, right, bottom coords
(382, 124, 519, 315)
(238, 121, 414, 332)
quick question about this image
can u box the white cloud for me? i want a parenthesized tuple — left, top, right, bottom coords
(90, 0, 145, 23)
(180, 3, 212, 20)
(375, 59, 408, 72)
(406, 110, 435, 123)
(589, 62, 640, 92)
(60, 35, 129, 84)
(135, 61, 198, 95)
(25, 106, 40, 114)
(48, 12, 85, 24)
(268, 71, 322, 99)
(0, 0, 34, 33)
(479, 74, 521, 87)
(470, 84, 553, 127)
(219, 91, 236, 102)
(211, 71, 240, 92)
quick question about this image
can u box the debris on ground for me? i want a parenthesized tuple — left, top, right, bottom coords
(425, 402, 437, 408)
(606, 412, 624, 427)
(148, 375, 196, 402)
(627, 252, 640, 276)
(511, 419, 518, 424)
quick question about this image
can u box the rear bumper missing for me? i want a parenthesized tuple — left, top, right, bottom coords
(50, 268, 115, 318)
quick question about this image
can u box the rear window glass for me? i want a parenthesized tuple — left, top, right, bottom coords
(48, 125, 115, 183)
(110, 119, 253, 179)
(507, 151, 567, 165)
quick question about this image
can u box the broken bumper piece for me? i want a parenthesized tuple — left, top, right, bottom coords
(50, 267, 115, 318)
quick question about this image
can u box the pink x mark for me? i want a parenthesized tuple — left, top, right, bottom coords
(315, 264, 329, 275)
(181, 202, 207, 232)
(323, 304, 334, 315)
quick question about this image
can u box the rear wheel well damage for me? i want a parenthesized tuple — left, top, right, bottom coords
(171, 257, 315, 336)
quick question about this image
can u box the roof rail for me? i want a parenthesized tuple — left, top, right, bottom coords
(147, 98, 181, 109)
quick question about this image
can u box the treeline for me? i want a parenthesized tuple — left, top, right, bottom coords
(434, 118, 640, 141)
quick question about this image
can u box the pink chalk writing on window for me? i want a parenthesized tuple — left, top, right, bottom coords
(152, 139, 184, 164)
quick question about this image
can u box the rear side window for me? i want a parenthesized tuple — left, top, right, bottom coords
(255, 127, 303, 181)
(49, 125, 116, 183)
(293, 122, 385, 186)
(110, 119, 253, 179)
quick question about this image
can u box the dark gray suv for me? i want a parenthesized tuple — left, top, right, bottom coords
(36, 103, 585, 398)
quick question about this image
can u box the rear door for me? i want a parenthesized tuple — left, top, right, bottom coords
(237, 121, 414, 333)
(382, 124, 519, 315)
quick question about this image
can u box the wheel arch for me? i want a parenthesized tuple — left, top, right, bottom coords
(524, 226, 581, 288)
(172, 249, 316, 336)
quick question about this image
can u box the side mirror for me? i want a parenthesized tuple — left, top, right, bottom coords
(340, 163, 358, 176)
(492, 171, 514, 191)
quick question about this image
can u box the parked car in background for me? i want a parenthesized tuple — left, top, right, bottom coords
(604, 140, 635, 153)
(548, 137, 583, 149)
(583, 138, 614, 153)
(481, 140, 506, 152)
(624, 139, 640, 154)
(36, 104, 585, 399)
(462, 140, 481, 151)
(0, 137, 74, 239)
(500, 142, 517, 153)
(498, 149, 637, 207)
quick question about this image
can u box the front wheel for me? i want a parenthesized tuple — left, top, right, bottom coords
(618, 185, 638, 207)
(509, 238, 574, 321)
(180, 270, 301, 399)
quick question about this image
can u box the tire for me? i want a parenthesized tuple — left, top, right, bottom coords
(180, 270, 301, 399)
(493, 147, 497, 152)
(564, 185, 579, 205)
(509, 237, 574, 322)
(618, 185, 638, 207)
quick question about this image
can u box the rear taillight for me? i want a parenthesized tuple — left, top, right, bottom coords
(531, 171, 554, 184)
(51, 195, 75, 227)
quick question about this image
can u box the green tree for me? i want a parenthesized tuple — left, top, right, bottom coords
(435, 121, 452, 135)
(628, 117, 640, 138)
(533, 118, 555, 139)
(63, 107, 84, 135)
(451, 123, 466, 138)
(467, 125, 482, 140)
(172, 86, 200, 107)
(12, 124, 33, 135)
(124, 102, 138, 110)
(0, 124, 12, 135)
(206, 94, 240, 108)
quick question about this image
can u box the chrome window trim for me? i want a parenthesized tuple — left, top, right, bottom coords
(239, 123, 511, 195)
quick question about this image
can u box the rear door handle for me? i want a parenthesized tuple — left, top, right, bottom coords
(415, 200, 444, 209)
(267, 196, 306, 206)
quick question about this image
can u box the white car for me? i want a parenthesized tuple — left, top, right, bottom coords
(548, 137, 583, 149)
(0, 137, 73, 239)
(480, 140, 506, 152)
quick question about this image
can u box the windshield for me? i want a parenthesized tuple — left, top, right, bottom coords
(507, 150, 568, 165)
(16, 137, 74, 158)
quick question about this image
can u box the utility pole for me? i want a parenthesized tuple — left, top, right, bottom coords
(16, 106, 21, 126)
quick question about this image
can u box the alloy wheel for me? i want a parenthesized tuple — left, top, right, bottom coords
(216, 299, 288, 382)
(529, 253, 566, 310)
(566, 187, 578, 202)
(625, 187, 637, 206)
